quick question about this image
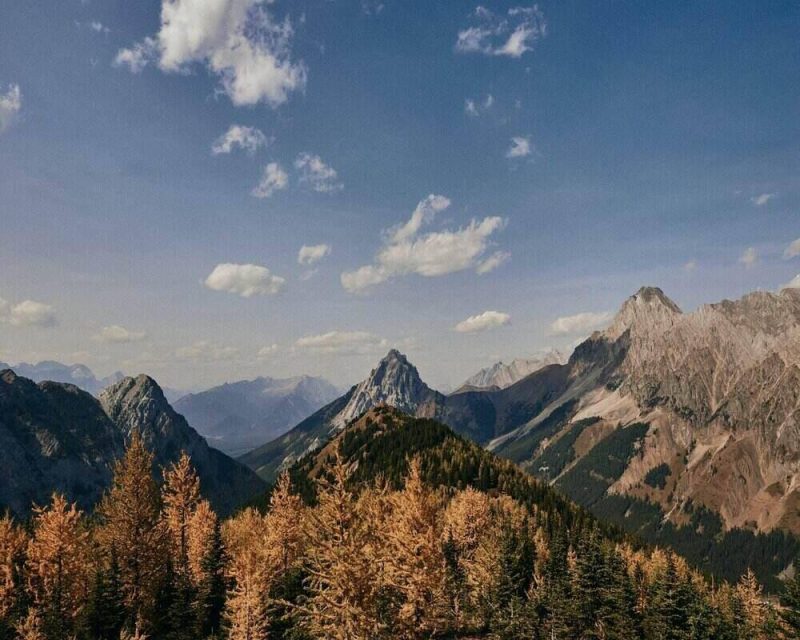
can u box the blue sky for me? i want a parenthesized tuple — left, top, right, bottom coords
(1, 0, 799, 390)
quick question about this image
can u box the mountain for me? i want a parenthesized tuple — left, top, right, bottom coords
(240, 349, 447, 480)
(173, 375, 339, 456)
(456, 349, 567, 392)
(0, 369, 265, 517)
(0, 360, 125, 396)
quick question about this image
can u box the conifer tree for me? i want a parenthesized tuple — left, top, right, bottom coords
(162, 452, 201, 579)
(0, 513, 27, 638)
(25, 493, 89, 639)
(96, 431, 167, 630)
(83, 550, 126, 640)
(194, 518, 226, 639)
(781, 558, 800, 638)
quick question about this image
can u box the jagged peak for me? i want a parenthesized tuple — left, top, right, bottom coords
(605, 286, 682, 340)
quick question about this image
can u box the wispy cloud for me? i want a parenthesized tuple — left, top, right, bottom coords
(204, 263, 286, 297)
(549, 311, 611, 336)
(298, 243, 331, 266)
(252, 162, 288, 198)
(751, 193, 775, 207)
(341, 195, 508, 293)
(506, 136, 531, 158)
(0, 84, 21, 133)
(739, 247, 758, 269)
(456, 5, 546, 58)
(294, 153, 343, 193)
(0, 297, 56, 328)
(212, 125, 269, 155)
(93, 325, 147, 344)
(454, 310, 511, 333)
(464, 94, 494, 117)
(784, 238, 800, 259)
(295, 330, 388, 355)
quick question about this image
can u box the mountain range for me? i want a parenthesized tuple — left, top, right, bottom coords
(0, 370, 265, 517)
(0, 360, 125, 396)
(174, 375, 339, 456)
(456, 349, 567, 392)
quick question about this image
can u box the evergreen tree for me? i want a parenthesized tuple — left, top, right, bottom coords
(82, 551, 126, 640)
(781, 558, 800, 638)
(194, 518, 226, 639)
(0, 513, 27, 640)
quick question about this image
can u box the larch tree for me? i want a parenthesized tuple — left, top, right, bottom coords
(0, 512, 27, 634)
(161, 452, 201, 578)
(96, 430, 167, 629)
(263, 472, 306, 576)
(384, 457, 448, 638)
(25, 493, 90, 639)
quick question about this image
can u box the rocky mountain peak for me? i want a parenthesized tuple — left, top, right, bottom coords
(605, 286, 682, 341)
(459, 349, 567, 391)
(331, 350, 439, 429)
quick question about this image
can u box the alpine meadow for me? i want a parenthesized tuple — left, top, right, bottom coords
(3, 1, 800, 639)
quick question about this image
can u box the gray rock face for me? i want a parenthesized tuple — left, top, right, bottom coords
(174, 375, 339, 456)
(0, 371, 264, 518)
(458, 350, 567, 391)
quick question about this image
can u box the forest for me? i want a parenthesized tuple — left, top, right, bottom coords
(3, 428, 800, 640)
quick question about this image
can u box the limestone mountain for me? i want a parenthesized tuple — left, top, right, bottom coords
(174, 374, 339, 456)
(0, 360, 125, 396)
(240, 349, 447, 480)
(0, 370, 265, 517)
(456, 349, 567, 392)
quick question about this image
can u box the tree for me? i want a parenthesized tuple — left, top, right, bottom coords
(82, 549, 126, 640)
(194, 518, 226, 638)
(96, 431, 167, 630)
(25, 493, 90, 639)
(0, 513, 27, 637)
(300, 453, 384, 640)
(781, 558, 800, 638)
(162, 452, 201, 579)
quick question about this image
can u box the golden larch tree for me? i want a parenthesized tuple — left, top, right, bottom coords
(0, 512, 27, 626)
(161, 451, 201, 577)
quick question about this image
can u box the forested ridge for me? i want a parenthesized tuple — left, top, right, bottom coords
(3, 410, 800, 639)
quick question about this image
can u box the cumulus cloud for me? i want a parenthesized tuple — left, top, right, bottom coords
(454, 310, 511, 333)
(506, 136, 531, 158)
(0, 84, 22, 133)
(298, 243, 331, 266)
(175, 340, 239, 362)
(341, 195, 507, 293)
(751, 193, 774, 207)
(114, 0, 306, 107)
(252, 162, 288, 198)
(295, 330, 388, 355)
(204, 263, 286, 297)
(465, 94, 494, 117)
(549, 311, 612, 336)
(784, 238, 800, 260)
(93, 325, 147, 344)
(739, 247, 758, 269)
(294, 153, 343, 193)
(456, 5, 546, 58)
(0, 298, 57, 328)
(212, 124, 269, 155)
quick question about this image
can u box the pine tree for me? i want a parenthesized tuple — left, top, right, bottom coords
(194, 518, 226, 639)
(96, 431, 167, 631)
(25, 493, 90, 639)
(82, 550, 126, 640)
(781, 558, 800, 638)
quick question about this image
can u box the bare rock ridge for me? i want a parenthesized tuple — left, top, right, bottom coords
(457, 349, 567, 391)
(0, 371, 264, 517)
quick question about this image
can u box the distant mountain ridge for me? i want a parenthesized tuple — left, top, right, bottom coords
(457, 349, 567, 392)
(0, 370, 264, 517)
(174, 374, 339, 456)
(0, 360, 125, 396)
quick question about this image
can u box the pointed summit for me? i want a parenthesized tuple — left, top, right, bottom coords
(605, 286, 682, 340)
(331, 350, 442, 428)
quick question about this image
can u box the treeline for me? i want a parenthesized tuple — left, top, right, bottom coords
(3, 433, 800, 639)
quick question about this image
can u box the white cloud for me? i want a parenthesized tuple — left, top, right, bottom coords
(115, 0, 306, 107)
(0, 84, 22, 133)
(683, 259, 697, 272)
(204, 263, 286, 297)
(257, 343, 279, 358)
(464, 94, 494, 117)
(0, 298, 57, 328)
(295, 330, 388, 355)
(341, 195, 507, 293)
(739, 247, 758, 269)
(456, 5, 546, 58)
(294, 153, 343, 193)
(93, 325, 147, 344)
(476, 250, 510, 275)
(782, 275, 800, 290)
(212, 124, 268, 155)
(175, 340, 239, 362)
(506, 136, 531, 158)
(454, 310, 511, 333)
(251, 162, 288, 198)
(784, 238, 800, 259)
(751, 193, 774, 207)
(549, 311, 612, 336)
(114, 37, 158, 73)
(298, 243, 331, 266)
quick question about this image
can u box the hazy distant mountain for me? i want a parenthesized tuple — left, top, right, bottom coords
(456, 349, 567, 392)
(0, 369, 264, 517)
(174, 375, 339, 456)
(0, 360, 125, 396)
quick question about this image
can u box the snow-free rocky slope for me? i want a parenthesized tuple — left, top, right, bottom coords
(456, 349, 567, 392)
(174, 375, 339, 456)
(243, 286, 800, 542)
(0, 371, 265, 517)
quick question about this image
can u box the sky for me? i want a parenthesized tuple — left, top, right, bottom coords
(1, 0, 799, 391)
